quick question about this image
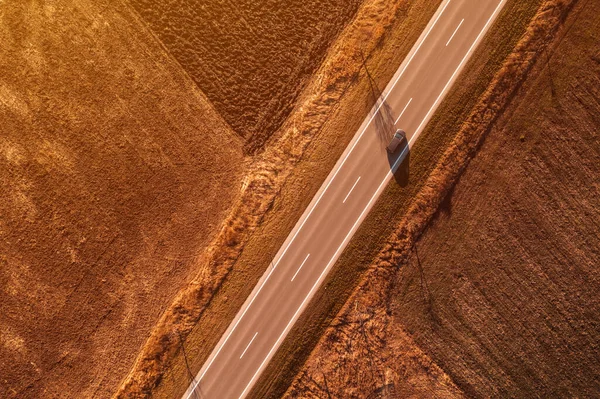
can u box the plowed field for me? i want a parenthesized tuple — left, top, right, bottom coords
(127, 0, 363, 152)
(392, 1, 600, 395)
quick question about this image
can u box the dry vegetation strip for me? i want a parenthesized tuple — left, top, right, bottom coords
(126, 0, 363, 152)
(283, 0, 598, 397)
(0, 0, 243, 398)
(132, 0, 448, 397)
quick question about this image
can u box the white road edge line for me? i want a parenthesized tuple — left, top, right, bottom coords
(446, 18, 464, 46)
(291, 254, 311, 282)
(185, 1, 453, 397)
(239, 332, 258, 360)
(238, 1, 506, 397)
(395, 98, 413, 125)
(185, 2, 452, 394)
(343, 177, 361, 204)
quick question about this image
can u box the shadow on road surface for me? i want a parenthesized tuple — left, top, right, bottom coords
(361, 52, 409, 187)
(388, 145, 410, 187)
(372, 97, 396, 147)
(362, 52, 396, 148)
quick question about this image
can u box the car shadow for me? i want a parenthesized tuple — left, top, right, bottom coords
(387, 144, 410, 187)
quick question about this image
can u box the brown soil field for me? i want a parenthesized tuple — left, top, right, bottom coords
(391, 1, 600, 395)
(285, 0, 600, 397)
(127, 0, 364, 153)
(0, 0, 243, 398)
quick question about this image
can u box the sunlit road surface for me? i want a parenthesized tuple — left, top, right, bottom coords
(184, 0, 506, 397)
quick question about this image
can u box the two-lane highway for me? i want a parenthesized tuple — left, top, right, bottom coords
(185, 0, 506, 397)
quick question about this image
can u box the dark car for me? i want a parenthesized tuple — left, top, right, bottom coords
(386, 129, 407, 153)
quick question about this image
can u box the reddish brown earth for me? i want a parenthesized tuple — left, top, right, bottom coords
(392, 1, 600, 394)
(127, 0, 364, 152)
(0, 0, 388, 396)
(0, 0, 243, 397)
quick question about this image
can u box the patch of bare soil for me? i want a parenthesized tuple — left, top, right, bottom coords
(127, 0, 364, 153)
(286, 0, 600, 397)
(0, 0, 243, 398)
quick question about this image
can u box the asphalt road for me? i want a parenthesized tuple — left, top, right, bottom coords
(184, 0, 506, 397)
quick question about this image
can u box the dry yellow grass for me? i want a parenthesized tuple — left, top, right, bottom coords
(0, 0, 243, 398)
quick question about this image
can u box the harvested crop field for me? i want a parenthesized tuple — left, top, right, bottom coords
(0, 0, 243, 398)
(127, 0, 363, 152)
(286, 0, 600, 397)
(391, 1, 600, 395)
